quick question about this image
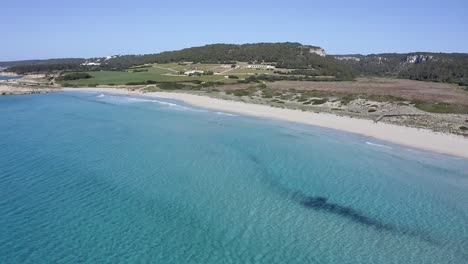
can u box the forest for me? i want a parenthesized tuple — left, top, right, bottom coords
(334, 53, 468, 86)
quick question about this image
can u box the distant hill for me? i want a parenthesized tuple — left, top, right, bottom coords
(4, 43, 354, 80)
(1, 43, 329, 69)
(0, 58, 86, 68)
(0, 58, 87, 75)
(105, 42, 328, 67)
(3, 43, 468, 86)
(109, 43, 353, 79)
(334, 53, 468, 86)
(0, 60, 44, 68)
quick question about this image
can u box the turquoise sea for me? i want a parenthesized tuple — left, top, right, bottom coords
(1, 92, 467, 263)
(0, 76, 21, 81)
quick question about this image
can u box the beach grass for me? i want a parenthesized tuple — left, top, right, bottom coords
(413, 101, 468, 114)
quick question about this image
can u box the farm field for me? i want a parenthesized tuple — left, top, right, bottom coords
(59, 63, 277, 85)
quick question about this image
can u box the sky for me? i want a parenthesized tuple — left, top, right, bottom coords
(1, 0, 467, 61)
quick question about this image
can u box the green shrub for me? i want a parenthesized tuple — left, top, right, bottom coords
(414, 101, 468, 114)
(271, 99, 285, 104)
(200, 82, 215, 87)
(131, 65, 151, 69)
(126, 80, 157, 85)
(311, 98, 328, 105)
(143, 86, 158, 92)
(158, 82, 184, 90)
(57, 72, 93, 81)
(233, 89, 250, 96)
(126, 81, 146, 85)
(340, 94, 356, 105)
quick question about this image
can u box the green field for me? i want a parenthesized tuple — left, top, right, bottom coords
(147, 63, 222, 72)
(59, 63, 274, 86)
(226, 68, 273, 75)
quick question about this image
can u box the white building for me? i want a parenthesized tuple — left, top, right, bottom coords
(81, 62, 101, 66)
(184, 70, 204, 75)
(247, 65, 275, 69)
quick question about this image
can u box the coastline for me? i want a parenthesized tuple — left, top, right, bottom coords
(0, 84, 60, 95)
(63, 87, 468, 159)
(0, 72, 21, 77)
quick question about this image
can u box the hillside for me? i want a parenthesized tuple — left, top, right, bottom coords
(0, 58, 86, 68)
(106, 43, 328, 67)
(3, 43, 468, 88)
(4, 43, 354, 80)
(334, 53, 468, 86)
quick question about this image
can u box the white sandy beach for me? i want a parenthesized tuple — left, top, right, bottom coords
(64, 87, 468, 159)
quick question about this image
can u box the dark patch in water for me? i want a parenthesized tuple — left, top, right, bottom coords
(278, 132, 301, 139)
(294, 194, 386, 229)
(235, 149, 441, 246)
(253, 159, 437, 244)
(291, 192, 438, 245)
(246, 153, 261, 165)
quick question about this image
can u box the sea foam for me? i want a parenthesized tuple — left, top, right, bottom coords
(366, 141, 393, 149)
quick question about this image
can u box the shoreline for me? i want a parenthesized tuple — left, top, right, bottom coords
(63, 87, 468, 159)
(0, 72, 22, 77)
(0, 84, 60, 95)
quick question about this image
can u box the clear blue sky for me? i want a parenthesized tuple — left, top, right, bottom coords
(2, 0, 467, 61)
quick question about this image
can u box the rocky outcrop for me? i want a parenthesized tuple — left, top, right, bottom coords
(335, 56, 361, 62)
(0, 72, 20, 76)
(405, 54, 433, 64)
(0, 85, 61, 96)
(309, 47, 327, 57)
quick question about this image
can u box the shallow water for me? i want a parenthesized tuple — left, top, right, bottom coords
(0, 76, 21, 81)
(1, 92, 467, 263)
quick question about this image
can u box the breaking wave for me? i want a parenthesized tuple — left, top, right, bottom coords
(215, 112, 238, 117)
(366, 142, 393, 149)
(95, 94, 191, 109)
